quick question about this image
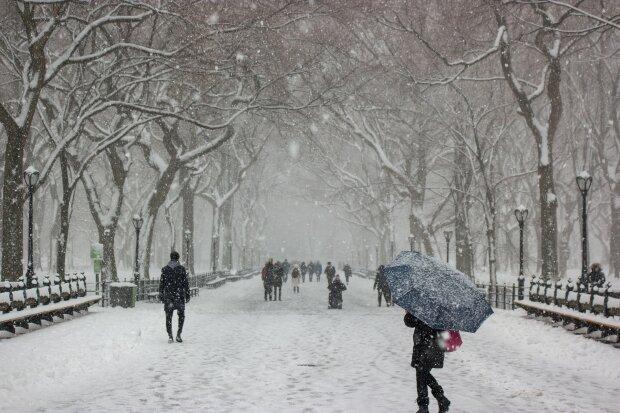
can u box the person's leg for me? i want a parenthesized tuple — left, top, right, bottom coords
(264, 286, 268, 301)
(278, 285, 282, 300)
(427, 371, 449, 410)
(165, 308, 173, 339)
(416, 368, 430, 409)
(378, 290, 382, 306)
(177, 309, 185, 338)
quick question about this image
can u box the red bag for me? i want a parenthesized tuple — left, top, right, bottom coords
(438, 330, 462, 352)
(261, 267, 268, 281)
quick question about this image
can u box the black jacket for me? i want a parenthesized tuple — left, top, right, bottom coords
(404, 313, 444, 370)
(343, 265, 352, 277)
(273, 265, 284, 286)
(159, 261, 190, 306)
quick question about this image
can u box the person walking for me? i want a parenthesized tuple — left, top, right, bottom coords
(300, 261, 307, 283)
(325, 261, 336, 285)
(159, 251, 190, 343)
(404, 312, 450, 413)
(273, 261, 284, 301)
(316, 261, 323, 282)
(343, 263, 352, 284)
(308, 261, 314, 282)
(282, 259, 291, 282)
(373, 265, 392, 307)
(587, 262, 606, 289)
(291, 264, 301, 293)
(262, 259, 274, 301)
(328, 274, 347, 309)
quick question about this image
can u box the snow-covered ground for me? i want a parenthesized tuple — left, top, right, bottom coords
(1, 275, 618, 413)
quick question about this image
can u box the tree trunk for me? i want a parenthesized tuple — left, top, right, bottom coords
(220, 198, 234, 270)
(211, 205, 220, 271)
(1, 126, 25, 280)
(55, 151, 72, 279)
(99, 226, 118, 282)
(539, 162, 559, 280)
(612, 171, 620, 278)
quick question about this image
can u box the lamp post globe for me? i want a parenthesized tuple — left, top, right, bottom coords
(23, 166, 39, 287)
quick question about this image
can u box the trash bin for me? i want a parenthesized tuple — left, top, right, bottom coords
(109, 282, 137, 308)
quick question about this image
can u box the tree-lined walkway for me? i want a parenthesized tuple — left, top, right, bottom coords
(1, 275, 618, 412)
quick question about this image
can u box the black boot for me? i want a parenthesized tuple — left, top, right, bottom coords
(176, 335, 183, 343)
(438, 397, 450, 413)
(415, 407, 429, 413)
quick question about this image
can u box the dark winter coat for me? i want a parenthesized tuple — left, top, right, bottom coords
(262, 263, 275, 286)
(282, 260, 291, 275)
(316, 263, 323, 274)
(328, 279, 347, 307)
(588, 270, 606, 288)
(325, 265, 336, 284)
(300, 262, 307, 275)
(373, 269, 389, 292)
(159, 261, 190, 310)
(404, 312, 444, 370)
(344, 265, 352, 278)
(291, 267, 300, 278)
(273, 265, 284, 287)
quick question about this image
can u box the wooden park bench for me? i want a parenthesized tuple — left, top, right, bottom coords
(146, 286, 200, 303)
(0, 274, 99, 336)
(515, 276, 620, 347)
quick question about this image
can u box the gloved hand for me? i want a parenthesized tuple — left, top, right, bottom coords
(185, 296, 190, 304)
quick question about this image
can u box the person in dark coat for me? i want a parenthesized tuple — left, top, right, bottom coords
(587, 262, 606, 289)
(308, 261, 315, 282)
(159, 251, 190, 343)
(373, 265, 392, 307)
(273, 261, 284, 301)
(328, 274, 347, 309)
(282, 259, 291, 282)
(404, 312, 450, 413)
(325, 261, 336, 285)
(261, 259, 274, 301)
(343, 263, 352, 284)
(300, 261, 307, 283)
(316, 261, 323, 282)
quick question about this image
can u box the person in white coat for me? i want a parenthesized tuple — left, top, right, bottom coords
(291, 265, 301, 293)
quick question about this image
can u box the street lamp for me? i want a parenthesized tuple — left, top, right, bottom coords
(514, 206, 528, 300)
(514, 206, 528, 277)
(23, 166, 40, 287)
(132, 215, 143, 286)
(444, 231, 452, 264)
(576, 171, 593, 286)
(184, 230, 191, 272)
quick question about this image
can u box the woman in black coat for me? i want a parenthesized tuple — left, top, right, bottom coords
(327, 275, 347, 309)
(404, 312, 450, 413)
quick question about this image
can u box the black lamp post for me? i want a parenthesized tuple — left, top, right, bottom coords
(576, 171, 593, 286)
(514, 206, 528, 300)
(514, 206, 529, 278)
(23, 166, 40, 288)
(184, 230, 191, 273)
(443, 231, 452, 263)
(132, 215, 143, 286)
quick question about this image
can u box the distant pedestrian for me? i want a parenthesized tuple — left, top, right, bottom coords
(343, 263, 352, 284)
(291, 265, 301, 293)
(159, 251, 190, 343)
(587, 263, 606, 289)
(328, 274, 347, 309)
(300, 261, 307, 283)
(325, 261, 336, 285)
(282, 259, 291, 282)
(316, 261, 323, 282)
(262, 259, 274, 301)
(308, 261, 315, 282)
(273, 261, 284, 301)
(373, 265, 392, 307)
(404, 312, 450, 413)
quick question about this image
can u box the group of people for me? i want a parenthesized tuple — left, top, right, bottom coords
(260, 259, 352, 309)
(298, 261, 323, 282)
(260, 258, 290, 301)
(157, 251, 450, 411)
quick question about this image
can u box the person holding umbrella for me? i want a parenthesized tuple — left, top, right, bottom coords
(383, 251, 494, 413)
(404, 312, 450, 413)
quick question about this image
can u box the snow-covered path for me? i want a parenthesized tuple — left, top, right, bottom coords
(1, 275, 619, 412)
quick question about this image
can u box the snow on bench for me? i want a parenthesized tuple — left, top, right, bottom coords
(515, 300, 620, 330)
